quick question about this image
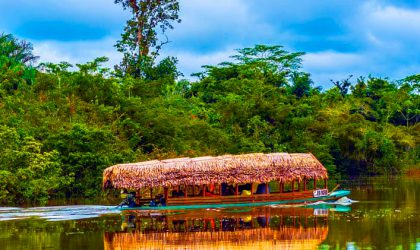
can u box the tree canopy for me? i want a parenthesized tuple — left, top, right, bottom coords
(0, 31, 418, 205)
(114, 0, 181, 78)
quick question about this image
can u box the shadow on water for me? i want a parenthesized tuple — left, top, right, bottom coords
(0, 177, 419, 249)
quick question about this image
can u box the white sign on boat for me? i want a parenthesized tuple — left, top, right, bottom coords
(313, 189, 328, 197)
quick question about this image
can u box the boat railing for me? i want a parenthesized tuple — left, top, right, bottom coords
(166, 191, 315, 205)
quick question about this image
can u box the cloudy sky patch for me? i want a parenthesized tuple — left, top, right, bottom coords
(1, 0, 419, 87)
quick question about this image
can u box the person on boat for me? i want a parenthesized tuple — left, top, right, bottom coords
(241, 189, 251, 196)
(208, 184, 215, 193)
(156, 194, 167, 206)
(222, 184, 235, 196)
(206, 184, 220, 196)
(120, 189, 128, 198)
(160, 196, 167, 206)
(118, 189, 138, 207)
(198, 184, 219, 197)
(172, 189, 179, 198)
(149, 194, 166, 207)
(178, 189, 185, 197)
(149, 198, 157, 207)
(240, 183, 252, 196)
(256, 183, 270, 194)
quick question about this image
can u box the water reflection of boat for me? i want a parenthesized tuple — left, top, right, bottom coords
(103, 153, 351, 210)
(104, 208, 329, 250)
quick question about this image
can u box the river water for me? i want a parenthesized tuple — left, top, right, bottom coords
(0, 177, 418, 249)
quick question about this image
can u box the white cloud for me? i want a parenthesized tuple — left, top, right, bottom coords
(6, 0, 419, 89)
(359, 3, 420, 49)
(32, 38, 122, 69)
(165, 48, 237, 78)
(303, 51, 363, 70)
(302, 51, 365, 87)
(178, 0, 253, 33)
(168, 0, 278, 50)
(368, 4, 420, 33)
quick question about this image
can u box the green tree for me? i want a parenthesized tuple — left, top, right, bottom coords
(38, 61, 73, 90)
(330, 75, 352, 97)
(0, 126, 70, 204)
(290, 72, 317, 98)
(114, 0, 181, 77)
(0, 34, 38, 92)
(232, 44, 304, 86)
(0, 33, 38, 65)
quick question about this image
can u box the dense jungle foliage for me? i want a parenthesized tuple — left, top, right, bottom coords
(0, 32, 419, 204)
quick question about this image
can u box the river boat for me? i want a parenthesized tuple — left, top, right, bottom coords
(102, 153, 351, 210)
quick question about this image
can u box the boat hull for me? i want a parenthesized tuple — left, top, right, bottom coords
(119, 190, 351, 211)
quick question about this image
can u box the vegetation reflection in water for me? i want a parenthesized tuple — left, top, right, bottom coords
(0, 177, 419, 250)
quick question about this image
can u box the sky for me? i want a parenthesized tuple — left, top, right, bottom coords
(1, 0, 420, 88)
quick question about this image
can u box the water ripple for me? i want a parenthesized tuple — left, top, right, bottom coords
(0, 205, 120, 221)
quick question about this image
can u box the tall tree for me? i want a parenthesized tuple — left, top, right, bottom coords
(0, 33, 38, 65)
(233, 45, 304, 86)
(0, 33, 38, 90)
(114, 0, 181, 77)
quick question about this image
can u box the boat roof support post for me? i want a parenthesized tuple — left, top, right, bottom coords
(164, 187, 168, 201)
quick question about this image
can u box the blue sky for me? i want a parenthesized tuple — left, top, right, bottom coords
(1, 0, 420, 87)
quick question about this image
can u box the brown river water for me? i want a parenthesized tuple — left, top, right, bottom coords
(0, 177, 418, 249)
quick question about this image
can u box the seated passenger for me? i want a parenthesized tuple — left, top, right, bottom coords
(256, 183, 270, 194)
(222, 185, 235, 196)
(172, 190, 179, 198)
(241, 190, 251, 196)
(178, 189, 185, 197)
(159, 195, 167, 206)
(118, 190, 137, 207)
(199, 184, 219, 197)
(149, 199, 157, 207)
(239, 184, 252, 196)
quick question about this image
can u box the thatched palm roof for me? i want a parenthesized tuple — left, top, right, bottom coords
(103, 153, 328, 189)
